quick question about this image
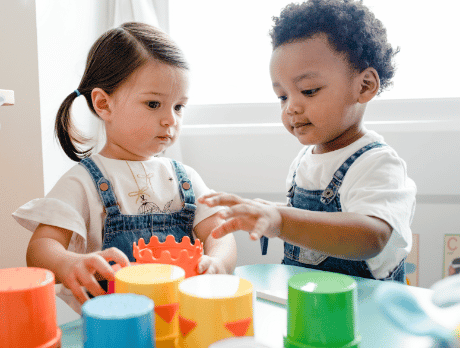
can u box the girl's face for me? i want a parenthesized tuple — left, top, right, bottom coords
(269, 34, 367, 154)
(100, 60, 189, 161)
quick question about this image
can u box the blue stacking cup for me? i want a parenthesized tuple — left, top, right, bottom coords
(82, 293, 155, 348)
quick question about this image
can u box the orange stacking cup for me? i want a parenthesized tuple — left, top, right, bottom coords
(0, 267, 61, 348)
(133, 235, 203, 278)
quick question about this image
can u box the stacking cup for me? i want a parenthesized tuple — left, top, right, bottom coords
(82, 293, 155, 348)
(284, 272, 361, 348)
(106, 262, 139, 294)
(178, 274, 254, 348)
(115, 263, 185, 348)
(0, 267, 61, 348)
(133, 235, 203, 278)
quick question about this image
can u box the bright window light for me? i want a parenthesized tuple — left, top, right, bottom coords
(169, 0, 459, 105)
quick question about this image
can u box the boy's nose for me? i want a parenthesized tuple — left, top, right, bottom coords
(286, 101, 304, 115)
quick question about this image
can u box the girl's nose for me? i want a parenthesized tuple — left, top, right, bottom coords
(160, 110, 177, 127)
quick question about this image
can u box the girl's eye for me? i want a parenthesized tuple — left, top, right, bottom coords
(301, 88, 320, 96)
(147, 101, 160, 109)
(175, 104, 185, 112)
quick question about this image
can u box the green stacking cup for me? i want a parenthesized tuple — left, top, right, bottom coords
(284, 272, 361, 348)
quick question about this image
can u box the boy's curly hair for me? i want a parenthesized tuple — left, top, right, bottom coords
(269, 0, 399, 93)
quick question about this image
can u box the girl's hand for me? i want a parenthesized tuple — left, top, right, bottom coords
(197, 255, 228, 274)
(59, 247, 130, 304)
(198, 192, 282, 241)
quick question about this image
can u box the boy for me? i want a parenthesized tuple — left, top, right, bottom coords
(199, 0, 416, 283)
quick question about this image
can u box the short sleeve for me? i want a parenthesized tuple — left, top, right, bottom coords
(12, 164, 104, 252)
(184, 164, 224, 227)
(340, 149, 417, 242)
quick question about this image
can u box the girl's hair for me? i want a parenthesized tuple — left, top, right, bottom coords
(55, 22, 189, 162)
(269, 0, 399, 94)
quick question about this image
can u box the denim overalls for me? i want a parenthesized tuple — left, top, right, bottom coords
(79, 157, 196, 262)
(261, 141, 406, 283)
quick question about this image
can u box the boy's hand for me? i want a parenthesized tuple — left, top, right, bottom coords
(197, 255, 227, 274)
(59, 247, 130, 304)
(198, 192, 282, 241)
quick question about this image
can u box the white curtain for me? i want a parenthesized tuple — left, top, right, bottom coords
(109, 0, 159, 28)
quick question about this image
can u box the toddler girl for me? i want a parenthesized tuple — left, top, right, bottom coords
(13, 22, 236, 313)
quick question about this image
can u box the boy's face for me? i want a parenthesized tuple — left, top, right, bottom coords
(270, 33, 366, 154)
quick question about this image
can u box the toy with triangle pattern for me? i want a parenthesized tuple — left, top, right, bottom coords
(106, 235, 203, 294)
(85, 263, 255, 348)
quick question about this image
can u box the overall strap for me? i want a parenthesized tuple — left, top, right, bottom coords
(320, 141, 387, 205)
(287, 146, 311, 199)
(79, 158, 121, 216)
(171, 160, 196, 212)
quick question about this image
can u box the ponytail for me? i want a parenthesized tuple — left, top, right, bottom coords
(54, 90, 93, 162)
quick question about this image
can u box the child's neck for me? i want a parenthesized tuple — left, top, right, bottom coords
(313, 127, 367, 154)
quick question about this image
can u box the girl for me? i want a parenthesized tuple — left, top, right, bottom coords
(13, 22, 236, 313)
(199, 0, 416, 284)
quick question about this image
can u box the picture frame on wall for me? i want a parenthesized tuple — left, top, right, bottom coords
(443, 234, 460, 278)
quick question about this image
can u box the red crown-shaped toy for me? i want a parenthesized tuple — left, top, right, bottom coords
(133, 235, 203, 278)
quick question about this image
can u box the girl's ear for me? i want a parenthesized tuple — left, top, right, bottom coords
(357, 67, 380, 104)
(92, 88, 112, 120)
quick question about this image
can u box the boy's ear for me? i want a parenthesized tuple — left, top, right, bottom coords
(357, 67, 380, 103)
(91, 88, 112, 120)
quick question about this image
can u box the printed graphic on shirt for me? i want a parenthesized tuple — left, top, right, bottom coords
(126, 161, 174, 214)
(137, 195, 174, 215)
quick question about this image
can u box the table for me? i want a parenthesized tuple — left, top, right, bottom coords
(57, 264, 460, 347)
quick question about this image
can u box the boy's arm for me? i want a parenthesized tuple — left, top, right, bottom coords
(194, 213, 237, 274)
(199, 193, 392, 261)
(277, 207, 392, 260)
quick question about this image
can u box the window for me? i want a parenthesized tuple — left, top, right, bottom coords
(169, 0, 459, 106)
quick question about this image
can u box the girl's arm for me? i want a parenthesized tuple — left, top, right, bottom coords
(26, 223, 130, 304)
(199, 193, 392, 261)
(194, 213, 237, 274)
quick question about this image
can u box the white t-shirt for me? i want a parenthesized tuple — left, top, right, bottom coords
(286, 130, 417, 279)
(12, 154, 222, 313)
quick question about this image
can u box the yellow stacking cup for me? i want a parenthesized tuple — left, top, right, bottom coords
(115, 264, 185, 348)
(178, 274, 254, 348)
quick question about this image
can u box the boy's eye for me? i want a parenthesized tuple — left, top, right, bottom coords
(147, 101, 160, 109)
(278, 96, 287, 102)
(301, 88, 320, 96)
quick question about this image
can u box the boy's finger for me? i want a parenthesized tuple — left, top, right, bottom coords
(198, 192, 223, 202)
(251, 219, 269, 240)
(201, 193, 245, 207)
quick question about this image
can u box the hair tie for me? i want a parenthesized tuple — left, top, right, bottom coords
(74, 89, 81, 97)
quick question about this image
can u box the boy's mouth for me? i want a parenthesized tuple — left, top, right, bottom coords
(293, 122, 311, 129)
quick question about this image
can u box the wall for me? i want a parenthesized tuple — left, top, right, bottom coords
(0, 0, 44, 269)
(178, 98, 460, 289)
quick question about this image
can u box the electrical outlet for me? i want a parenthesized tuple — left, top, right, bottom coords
(0, 90, 15, 106)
